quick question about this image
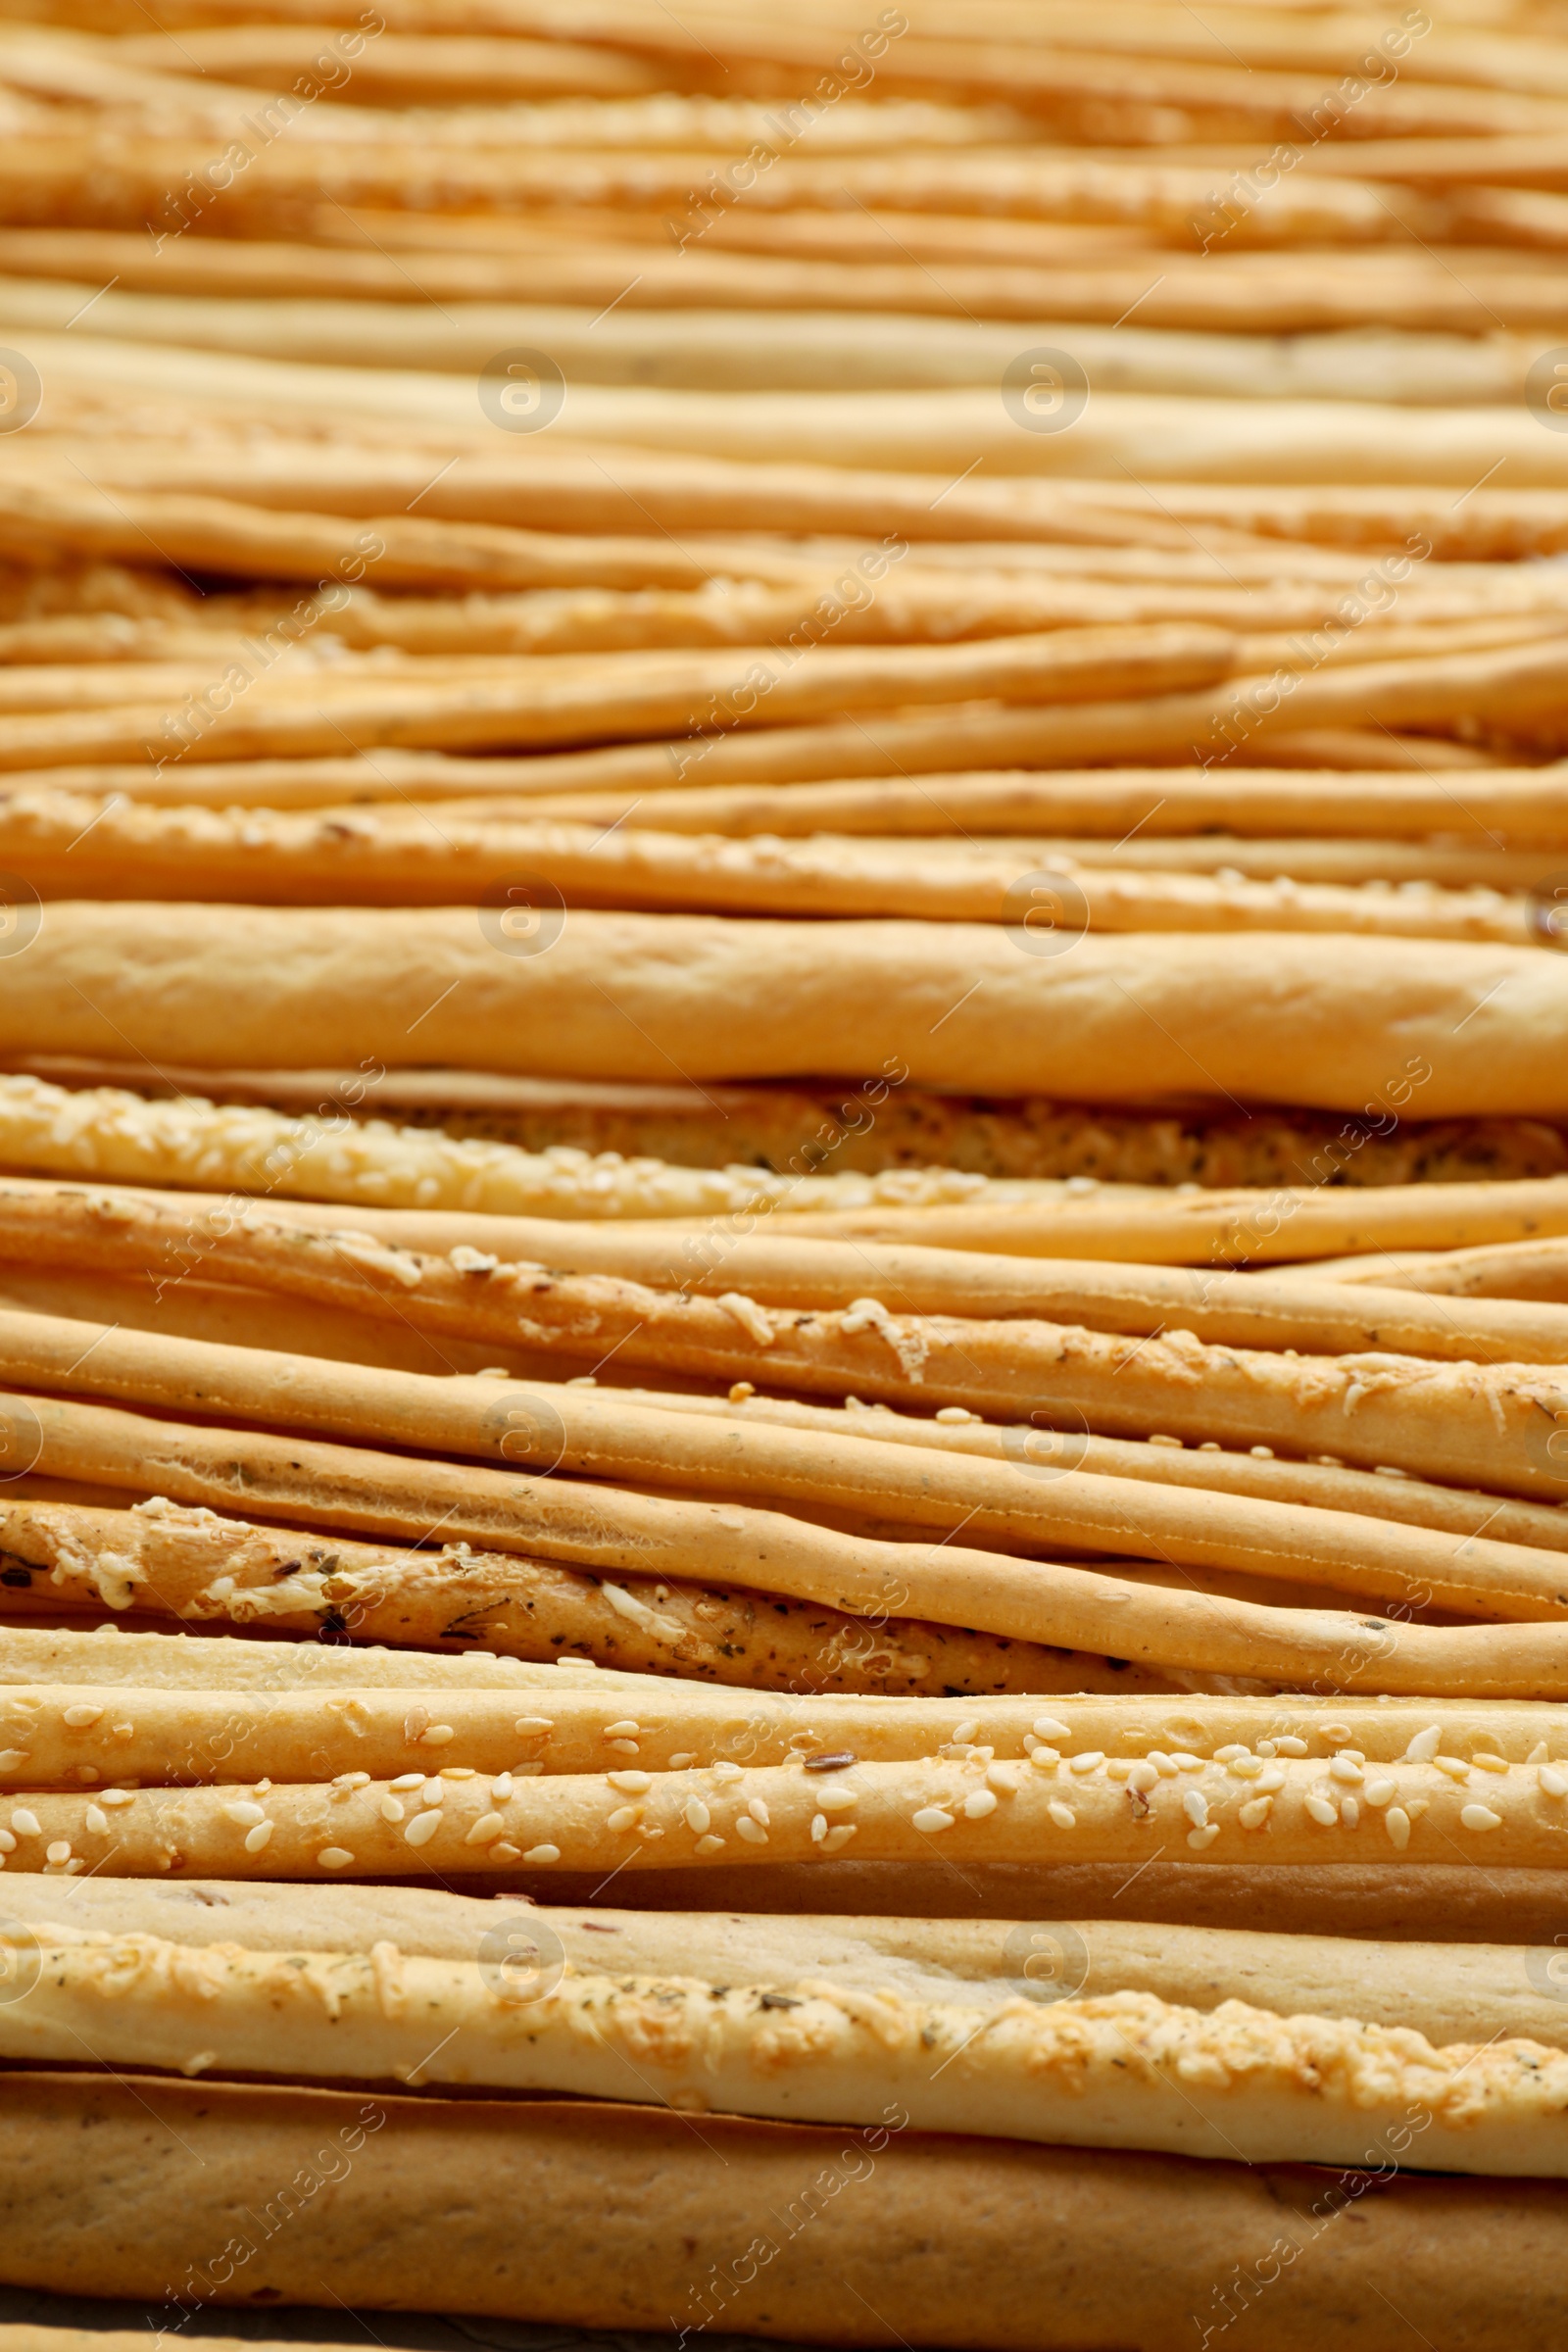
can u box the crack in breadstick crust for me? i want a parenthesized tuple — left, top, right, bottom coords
(6, 1750, 1568, 1879)
(0, 1932, 1564, 2174)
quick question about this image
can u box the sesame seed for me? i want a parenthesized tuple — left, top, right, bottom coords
(1273, 1737, 1308, 1758)
(1403, 1726, 1443, 1763)
(379, 1797, 405, 1824)
(1541, 1766, 1568, 1798)
(420, 1780, 445, 1805)
(1384, 1807, 1412, 1850)
(522, 1843, 561, 1864)
(711, 1762, 744, 1783)
(1047, 1801, 1076, 1831)
(608, 1771, 652, 1793)
(810, 1812, 827, 1842)
(1434, 1756, 1471, 1781)
(490, 1776, 514, 1802)
(220, 1800, 266, 1827)
(1341, 1797, 1360, 1829)
(1213, 1745, 1249, 1763)
(244, 1823, 273, 1853)
(1255, 1765, 1287, 1793)
(0, 1833, 16, 1855)
(607, 1805, 638, 1833)
(464, 1813, 507, 1846)
(389, 1773, 424, 1792)
(1182, 1790, 1208, 1828)
(333, 1773, 372, 1792)
(99, 1789, 134, 1807)
(318, 1847, 355, 1870)
(1304, 1793, 1339, 1828)
(1329, 1756, 1364, 1786)
(607, 1740, 639, 1757)
(683, 1796, 713, 1834)
(11, 1811, 40, 1838)
(1460, 1803, 1503, 1832)
(803, 1752, 856, 1773)
(668, 1752, 695, 1770)
(514, 1718, 552, 1737)
(694, 1834, 725, 1856)
(822, 1824, 858, 1853)
(1031, 1717, 1071, 1740)
(62, 1705, 104, 1728)
(963, 1788, 998, 1819)
(84, 1805, 108, 1835)
(1171, 1753, 1204, 1773)
(405, 1811, 443, 1846)
(1364, 1779, 1396, 1807)
(492, 1842, 522, 1863)
(1237, 1795, 1272, 1830)
(1186, 1823, 1220, 1850)
(950, 1720, 978, 1744)
(1226, 1755, 1264, 1780)
(45, 1840, 71, 1865)
(735, 1817, 768, 1845)
(1028, 1747, 1060, 1773)
(1069, 1751, 1105, 1776)
(912, 1806, 955, 1833)
(1126, 1762, 1158, 1794)
(419, 1726, 455, 1746)
(1472, 1753, 1509, 1774)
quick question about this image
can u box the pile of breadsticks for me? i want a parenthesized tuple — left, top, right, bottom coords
(5, 0, 1568, 2346)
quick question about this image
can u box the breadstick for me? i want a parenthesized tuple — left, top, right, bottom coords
(0, 1492, 1122, 1699)
(7, 904, 1568, 1118)
(1303, 1239, 1568, 1302)
(0, 1623, 656, 1692)
(0, 1673, 1562, 1786)
(5, 1931, 1567, 2177)
(9, 2073, 1562, 2352)
(12, 1744, 1568, 1878)
(62, 1178, 1568, 1365)
(12, 1876, 1568, 2055)
(642, 1389, 1568, 1560)
(2, 796, 1551, 943)
(10, 1320, 1568, 1622)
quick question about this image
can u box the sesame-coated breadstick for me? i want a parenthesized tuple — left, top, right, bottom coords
(7, 1747, 1568, 1878)
(0, 1679, 1562, 1788)
(1, 1932, 1564, 2176)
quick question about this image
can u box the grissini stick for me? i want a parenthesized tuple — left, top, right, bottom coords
(1, 1671, 1564, 1787)
(8, 2076, 1562, 2352)
(9, 1396, 1568, 1690)
(10, 1744, 1568, 1876)
(0, 1623, 658, 1693)
(41, 1176, 1568, 1366)
(0, 1493, 1119, 1699)
(1, 800, 1552, 944)
(618, 1388, 1568, 1561)
(8, 1336, 1567, 1622)
(1302, 1239, 1568, 1302)
(7, 905, 1568, 1117)
(18, 1198, 1568, 1516)
(5, 1932, 1568, 2177)
(12, 1877, 1568, 2057)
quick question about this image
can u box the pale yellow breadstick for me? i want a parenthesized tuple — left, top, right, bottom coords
(0, 1622, 656, 1691)
(9, 1745, 1568, 1878)
(0, 796, 1550, 943)
(1302, 1239, 1568, 1302)
(56, 1178, 1568, 1366)
(8, 1316, 1568, 1622)
(7, 1392, 1568, 1691)
(3, 1932, 1566, 2176)
(7, 904, 1568, 1117)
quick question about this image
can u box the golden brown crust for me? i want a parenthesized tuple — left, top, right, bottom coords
(2, 2071, 1567, 2349)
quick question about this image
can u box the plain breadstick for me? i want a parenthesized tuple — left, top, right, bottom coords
(9, 1877, 1568, 2055)
(11, 1746, 1568, 1878)
(3, 1934, 1565, 2176)
(0, 1624, 658, 1692)
(10, 2074, 1567, 2352)
(1303, 1239, 1568, 1302)
(7, 904, 1568, 1117)
(11, 1340, 1568, 1623)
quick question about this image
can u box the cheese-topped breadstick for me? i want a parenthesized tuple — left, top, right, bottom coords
(0, 1932, 1563, 2176)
